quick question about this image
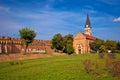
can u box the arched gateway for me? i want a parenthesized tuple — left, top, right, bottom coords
(76, 44, 82, 54)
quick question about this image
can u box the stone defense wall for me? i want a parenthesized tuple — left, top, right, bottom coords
(0, 36, 52, 53)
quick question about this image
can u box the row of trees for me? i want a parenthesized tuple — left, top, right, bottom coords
(19, 28, 74, 54)
(51, 33, 74, 54)
(19, 27, 120, 54)
(90, 38, 120, 53)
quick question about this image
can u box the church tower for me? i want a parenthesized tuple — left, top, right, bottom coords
(84, 15, 92, 35)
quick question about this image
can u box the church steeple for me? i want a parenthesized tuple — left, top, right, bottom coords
(84, 15, 92, 35)
(85, 14, 91, 28)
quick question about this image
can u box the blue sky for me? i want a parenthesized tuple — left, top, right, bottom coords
(0, 0, 120, 41)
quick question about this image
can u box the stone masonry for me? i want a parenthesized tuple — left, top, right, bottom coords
(0, 36, 52, 54)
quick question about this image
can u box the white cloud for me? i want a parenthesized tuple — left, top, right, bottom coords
(0, 10, 85, 39)
(0, 6, 10, 12)
(113, 17, 120, 22)
(22, 11, 85, 38)
(16, 11, 85, 28)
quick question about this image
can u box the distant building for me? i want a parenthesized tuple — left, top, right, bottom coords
(73, 15, 96, 54)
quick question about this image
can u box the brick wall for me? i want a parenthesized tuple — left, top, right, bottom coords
(0, 36, 52, 53)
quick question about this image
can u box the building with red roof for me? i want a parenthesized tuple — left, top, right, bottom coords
(73, 15, 96, 54)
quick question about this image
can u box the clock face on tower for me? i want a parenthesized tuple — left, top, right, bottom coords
(86, 25, 88, 27)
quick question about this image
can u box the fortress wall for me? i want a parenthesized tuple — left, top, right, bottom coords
(0, 36, 52, 53)
(11, 38, 23, 53)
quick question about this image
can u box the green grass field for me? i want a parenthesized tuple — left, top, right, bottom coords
(0, 53, 120, 80)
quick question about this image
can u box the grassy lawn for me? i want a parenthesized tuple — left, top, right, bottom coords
(0, 53, 120, 80)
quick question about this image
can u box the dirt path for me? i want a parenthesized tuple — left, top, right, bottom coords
(0, 52, 65, 62)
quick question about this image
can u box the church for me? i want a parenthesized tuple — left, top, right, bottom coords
(73, 15, 96, 54)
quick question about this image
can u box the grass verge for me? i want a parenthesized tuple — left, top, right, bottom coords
(0, 53, 120, 80)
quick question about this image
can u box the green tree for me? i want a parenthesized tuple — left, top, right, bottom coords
(63, 34, 73, 53)
(105, 40, 117, 50)
(99, 45, 106, 53)
(90, 38, 104, 53)
(19, 27, 36, 53)
(51, 33, 74, 54)
(66, 43, 74, 54)
(117, 41, 120, 50)
(51, 33, 63, 52)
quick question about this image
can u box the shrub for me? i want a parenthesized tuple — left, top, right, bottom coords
(107, 53, 116, 59)
(9, 61, 23, 65)
(111, 61, 120, 77)
(66, 44, 74, 55)
(9, 61, 15, 65)
(94, 62, 99, 70)
(105, 59, 120, 77)
(104, 58, 113, 71)
(83, 59, 94, 74)
(93, 62, 100, 75)
(112, 50, 120, 54)
(98, 53, 105, 58)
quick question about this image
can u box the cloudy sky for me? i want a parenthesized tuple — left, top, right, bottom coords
(0, 0, 120, 41)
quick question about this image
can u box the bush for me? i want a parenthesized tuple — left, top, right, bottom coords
(83, 59, 101, 76)
(9, 61, 15, 65)
(66, 44, 74, 55)
(112, 50, 120, 54)
(104, 58, 113, 71)
(98, 53, 105, 58)
(83, 59, 94, 74)
(107, 53, 116, 59)
(111, 61, 120, 77)
(105, 59, 120, 77)
(9, 61, 23, 65)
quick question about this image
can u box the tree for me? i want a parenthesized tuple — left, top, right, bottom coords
(99, 45, 106, 53)
(90, 38, 104, 53)
(19, 27, 36, 53)
(51, 33, 74, 54)
(66, 43, 74, 54)
(105, 40, 117, 50)
(63, 34, 73, 53)
(51, 33, 63, 52)
(117, 41, 120, 50)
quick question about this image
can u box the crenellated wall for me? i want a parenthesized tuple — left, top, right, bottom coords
(0, 36, 52, 53)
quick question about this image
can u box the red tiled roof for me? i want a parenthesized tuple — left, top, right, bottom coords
(83, 34, 96, 40)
